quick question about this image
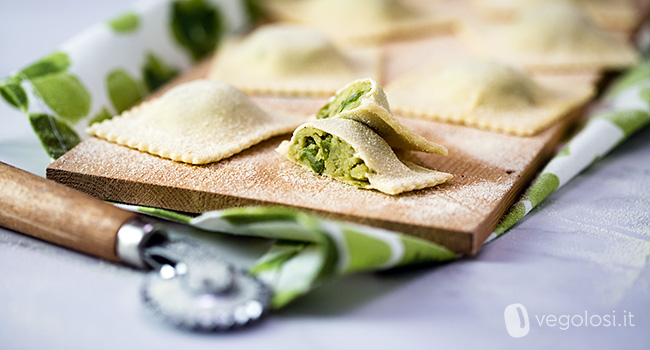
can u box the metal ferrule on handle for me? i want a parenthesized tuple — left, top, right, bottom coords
(117, 217, 168, 269)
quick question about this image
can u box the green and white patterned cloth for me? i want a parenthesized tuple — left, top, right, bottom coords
(134, 205, 455, 308)
(489, 61, 650, 241)
(2, 0, 649, 308)
(0, 0, 252, 158)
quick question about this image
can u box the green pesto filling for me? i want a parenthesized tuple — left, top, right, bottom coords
(316, 80, 373, 120)
(288, 127, 372, 187)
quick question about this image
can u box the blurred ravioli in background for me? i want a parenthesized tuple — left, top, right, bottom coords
(460, 2, 639, 72)
(208, 24, 381, 96)
(260, 0, 457, 44)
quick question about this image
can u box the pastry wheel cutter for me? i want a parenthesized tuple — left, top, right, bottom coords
(0, 161, 272, 331)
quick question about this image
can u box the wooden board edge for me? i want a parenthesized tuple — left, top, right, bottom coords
(46, 166, 475, 253)
(468, 102, 588, 253)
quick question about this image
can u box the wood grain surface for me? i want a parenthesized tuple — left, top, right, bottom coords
(1, 162, 137, 262)
(46, 36, 594, 254)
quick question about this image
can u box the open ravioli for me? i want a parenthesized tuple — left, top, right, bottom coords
(277, 119, 452, 195)
(316, 78, 448, 155)
(207, 24, 381, 96)
(87, 80, 304, 164)
(262, 0, 455, 43)
(386, 60, 594, 135)
(462, 2, 639, 72)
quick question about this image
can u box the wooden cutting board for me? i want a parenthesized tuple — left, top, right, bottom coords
(46, 36, 593, 254)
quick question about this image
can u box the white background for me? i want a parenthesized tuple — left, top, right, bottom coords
(1, 0, 649, 349)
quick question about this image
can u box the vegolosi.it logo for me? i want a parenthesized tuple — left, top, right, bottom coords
(504, 303, 636, 338)
(504, 303, 530, 338)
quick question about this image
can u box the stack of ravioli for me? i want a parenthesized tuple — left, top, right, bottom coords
(88, 0, 645, 195)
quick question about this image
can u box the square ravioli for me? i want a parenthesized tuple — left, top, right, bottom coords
(460, 2, 639, 72)
(470, 0, 640, 32)
(385, 60, 595, 136)
(261, 0, 456, 44)
(87, 80, 305, 164)
(207, 24, 382, 96)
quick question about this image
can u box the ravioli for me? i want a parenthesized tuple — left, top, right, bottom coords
(87, 80, 304, 164)
(471, 0, 639, 32)
(208, 24, 381, 96)
(462, 2, 639, 72)
(316, 78, 448, 155)
(386, 60, 594, 135)
(576, 0, 639, 33)
(262, 0, 454, 43)
(277, 119, 452, 195)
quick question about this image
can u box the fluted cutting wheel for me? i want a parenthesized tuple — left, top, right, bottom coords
(141, 256, 272, 331)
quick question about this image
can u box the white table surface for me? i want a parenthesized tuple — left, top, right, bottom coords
(1, 1, 649, 349)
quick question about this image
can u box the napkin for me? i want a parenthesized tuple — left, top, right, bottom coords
(0, 0, 250, 158)
(135, 205, 456, 308)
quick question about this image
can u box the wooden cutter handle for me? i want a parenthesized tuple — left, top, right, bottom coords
(0, 161, 138, 262)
